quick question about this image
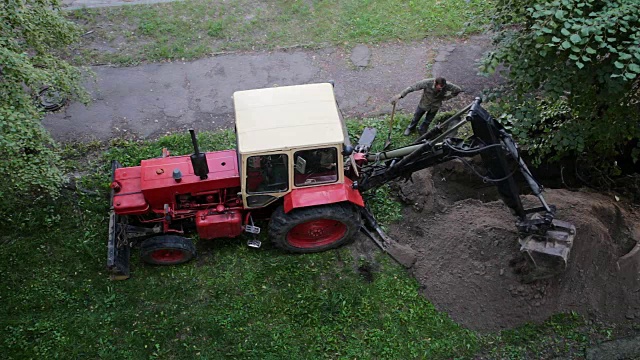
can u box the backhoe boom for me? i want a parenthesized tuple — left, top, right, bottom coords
(353, 98, 576, 281)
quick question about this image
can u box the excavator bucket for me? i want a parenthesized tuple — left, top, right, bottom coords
(518, 218, 576, 282)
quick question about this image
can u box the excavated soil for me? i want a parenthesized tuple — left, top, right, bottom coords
(377, 159, 640, 332)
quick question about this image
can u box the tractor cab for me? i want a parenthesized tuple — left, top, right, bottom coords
(233, 83, 349, 209)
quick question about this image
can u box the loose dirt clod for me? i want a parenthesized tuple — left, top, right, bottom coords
(385, 162, 640, 332)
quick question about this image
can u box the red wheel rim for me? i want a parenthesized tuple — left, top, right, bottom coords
(286, 219, 347, 249)
(150, 249, 186, 263)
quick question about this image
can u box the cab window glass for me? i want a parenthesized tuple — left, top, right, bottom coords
(246, 154, 289, 193)
(293, 148, 338, 187)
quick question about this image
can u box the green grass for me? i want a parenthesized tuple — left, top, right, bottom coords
(0, 203, 475, 359)
(0, 119, 613, 359)
(478, 312, 615, 359)
(67, 0, 492, 65)
(0, 126, 478, 358)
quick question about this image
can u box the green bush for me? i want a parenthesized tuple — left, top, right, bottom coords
(0, 0, 88, 208)
(481, 0, 640, 165)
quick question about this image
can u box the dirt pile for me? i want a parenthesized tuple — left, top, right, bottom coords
(386, 160, 640, 332)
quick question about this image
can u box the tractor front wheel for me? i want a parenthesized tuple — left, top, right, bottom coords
(269, 203, 361, 253)
(140, 235, 196, 265)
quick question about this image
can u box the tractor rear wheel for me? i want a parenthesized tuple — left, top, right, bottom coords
(269, 203, 361, 253)
(140, 235, 196, 265)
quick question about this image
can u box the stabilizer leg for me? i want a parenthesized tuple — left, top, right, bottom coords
(360, 207, 417, 268)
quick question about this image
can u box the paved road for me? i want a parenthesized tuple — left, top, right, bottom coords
(44, 35, 503, 142)
(62, 0, 182, 10)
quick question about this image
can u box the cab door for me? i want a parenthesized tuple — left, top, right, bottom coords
(242, 152, 291, 208)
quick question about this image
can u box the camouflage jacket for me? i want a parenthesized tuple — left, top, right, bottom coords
(399, 78, 462, 111)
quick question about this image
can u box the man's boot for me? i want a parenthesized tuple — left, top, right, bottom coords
(405, 108, 424, 136)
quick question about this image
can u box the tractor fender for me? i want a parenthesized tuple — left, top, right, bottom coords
(283, 178, 364, 213)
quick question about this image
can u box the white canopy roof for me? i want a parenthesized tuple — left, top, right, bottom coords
(234, 83, 345, 154)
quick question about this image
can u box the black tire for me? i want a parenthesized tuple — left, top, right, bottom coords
(268, 202, 362, 253)
(140, 235, 196, 265)
(37, 86, 68, 112)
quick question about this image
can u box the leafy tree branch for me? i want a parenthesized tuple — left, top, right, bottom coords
(481, 0, 640, 166)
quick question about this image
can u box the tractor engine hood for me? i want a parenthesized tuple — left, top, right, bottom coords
(112, 150, 240, 214)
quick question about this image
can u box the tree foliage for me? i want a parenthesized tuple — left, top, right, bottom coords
(481, 0, 640, 165)
(0, 0, 88, 203)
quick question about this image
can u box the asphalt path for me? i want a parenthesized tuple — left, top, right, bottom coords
(44, 35, 504, 142)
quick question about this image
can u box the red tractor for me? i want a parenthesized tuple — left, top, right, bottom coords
(108, 83, 575, 281)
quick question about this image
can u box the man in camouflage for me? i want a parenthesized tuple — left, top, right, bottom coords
(391, 77, 463, 136)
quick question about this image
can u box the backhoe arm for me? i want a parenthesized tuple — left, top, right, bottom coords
(353, 98, 576, 281)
